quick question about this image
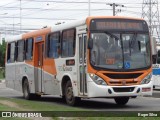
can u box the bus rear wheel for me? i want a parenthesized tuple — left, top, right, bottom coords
(23, 79, 33, 100)
(114, 97, 129, 105)
(65, 81, 80, 106)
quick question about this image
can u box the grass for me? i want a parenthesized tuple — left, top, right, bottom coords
(0, 97, 86, 111)
(0, 103, 29, 120)
(0, 67, 5, 79)
(0, 103, 17, 111)
(0, 97, 159, 120)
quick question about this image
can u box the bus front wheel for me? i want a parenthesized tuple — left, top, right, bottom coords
(114, 97, 129, 105)
(65, 80, 80, 106)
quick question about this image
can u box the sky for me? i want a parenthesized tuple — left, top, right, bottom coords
(0, 0, 159, 42)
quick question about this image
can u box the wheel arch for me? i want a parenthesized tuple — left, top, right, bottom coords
(61, 75, 71, 96)
(22, 76, 28, 91)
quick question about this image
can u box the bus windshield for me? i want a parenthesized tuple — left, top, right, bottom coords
(90, 32, 151, 70)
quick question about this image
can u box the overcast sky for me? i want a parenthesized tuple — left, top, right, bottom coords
(0, 0, 159, 42)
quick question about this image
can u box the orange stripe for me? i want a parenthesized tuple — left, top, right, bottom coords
(43, 58, 57, 75)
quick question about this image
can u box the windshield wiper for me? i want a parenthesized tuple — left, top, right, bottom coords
(129, 33, 137, 48)
(128, 33, 137, 56)
(104, 31, 119, 40)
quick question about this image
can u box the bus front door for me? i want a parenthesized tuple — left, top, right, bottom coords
(79, 34, 87, 95)
(35, 42, 44, 94)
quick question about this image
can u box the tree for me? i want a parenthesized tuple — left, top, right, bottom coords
(0, 39, 6, 67)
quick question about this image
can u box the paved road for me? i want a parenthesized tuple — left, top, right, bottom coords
(1, 81, 160, 111)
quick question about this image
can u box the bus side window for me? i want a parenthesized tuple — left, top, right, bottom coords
(17, 40, 25, 62)
(25, 38, 33, 60)
(10, 42, 16, 63)
(62, 29, 75, 57)
(47, 32, 60, 58)
(7, 43, 11, 63)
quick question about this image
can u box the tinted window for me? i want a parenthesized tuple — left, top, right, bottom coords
(25, 38, 33, 60)
(7, 43, 11, 63)
(10, 42, 16, 63)
(79, 36, 82, 63)
(17, 40, 25, 62)
(47, 32, 60, 58)
(62, 29, 75, 57)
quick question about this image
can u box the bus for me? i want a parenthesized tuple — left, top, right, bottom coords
(152, 43, 160, 89)
(5, 16, 152, 106)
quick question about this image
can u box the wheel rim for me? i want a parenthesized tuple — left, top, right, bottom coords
(66, 86, 73, 102)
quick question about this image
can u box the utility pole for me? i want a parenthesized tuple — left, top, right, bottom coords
(88, 0, 90, 16)
(107, 3, 124, 16)
(20, 0, 22, 34)
(142, 0, 160, 41)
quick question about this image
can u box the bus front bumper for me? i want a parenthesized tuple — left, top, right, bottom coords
(87, 80, 153, 98)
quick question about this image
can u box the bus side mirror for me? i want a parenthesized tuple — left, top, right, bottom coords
(157, 57, 160, 64)
(88, 38, 93, 49)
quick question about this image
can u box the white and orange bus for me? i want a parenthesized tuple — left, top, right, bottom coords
(5, 16, 153, 106)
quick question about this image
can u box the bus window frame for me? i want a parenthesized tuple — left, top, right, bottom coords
(61, 28, 76, 58)
(7, 42, 16, 63)
(46, 31, 60, 59)
(25, 37, 34, 61)
(7, 43, 11, 63)
(17, 40, 25, 62)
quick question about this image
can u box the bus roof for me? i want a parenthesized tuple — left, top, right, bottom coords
(6, 16, 145, 43)
(51, 19, 86, 32)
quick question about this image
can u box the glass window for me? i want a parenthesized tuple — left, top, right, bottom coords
(7, 43, 11, 63)
(10, 42, 16, 63)
(47, 32, 60, 58)
(90, 32, 151, 70)
(84, 36, 87, 61)
(62, 29, 75, 57)
(91, 33, 122, 67)
(79, 36, 82, 63)
(25, 38, 33, 60)
(17, 40, 25, 62)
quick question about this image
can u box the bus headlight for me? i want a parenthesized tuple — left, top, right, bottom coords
(141, 73, 152, 84)
(89, 73, 107, 86)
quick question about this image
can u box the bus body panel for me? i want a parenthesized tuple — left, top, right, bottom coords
(5, 63, 16, 90)
(87, 74, 153, 97)
(5, 16, 153, 102)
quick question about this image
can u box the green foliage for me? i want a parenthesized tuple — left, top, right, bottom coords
(0, 39, 6, 67)
(0, 67, 5, 78)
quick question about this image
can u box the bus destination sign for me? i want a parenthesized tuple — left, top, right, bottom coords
(90, 19, 148, 31)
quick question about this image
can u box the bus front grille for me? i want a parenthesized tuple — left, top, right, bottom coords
(113, 87, 135, 92)
(109, 80, 138, 85)
(104, 73, 142, 79)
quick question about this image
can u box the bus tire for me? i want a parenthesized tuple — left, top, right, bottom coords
(65, 80, 80, 106)
(33, 94, 41, 100)
(23, 79, 33, 100)
(114, 97, 129, 105)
